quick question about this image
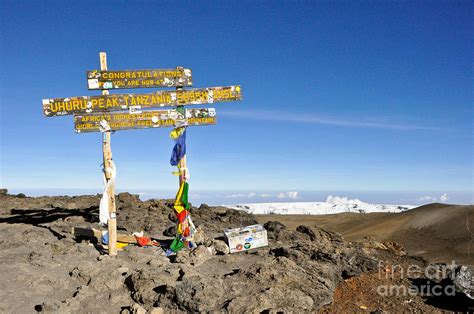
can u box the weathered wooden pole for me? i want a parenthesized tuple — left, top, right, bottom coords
(100, 52, 117, 256)
(176, 68, 187, 186)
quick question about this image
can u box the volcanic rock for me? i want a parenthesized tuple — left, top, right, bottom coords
(0, 192, 459, 312)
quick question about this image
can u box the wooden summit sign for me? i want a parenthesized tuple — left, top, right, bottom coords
(43, 52, 242, 257)
(74, 108, 216, 133)
(87, 68, 192, 90)
(42, 86, 241, 117)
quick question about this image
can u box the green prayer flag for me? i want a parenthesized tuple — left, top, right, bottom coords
(170, 236, 185, 252)
(182, 182, 190, 210)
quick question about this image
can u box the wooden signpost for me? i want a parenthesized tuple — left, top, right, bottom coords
(43, 52, 242, 256)
(87, 68, 193, 90)
(42, 86, 241, 117)
(74, 108, 216, 133)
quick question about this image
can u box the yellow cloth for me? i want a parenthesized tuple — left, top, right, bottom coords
(116, 242, 128, 249)
(169, 127, 186, 140)
(172, 165, 186, 176)
(173, 181, 186, 214)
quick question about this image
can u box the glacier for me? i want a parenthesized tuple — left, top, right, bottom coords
(225, 195, 415, 215)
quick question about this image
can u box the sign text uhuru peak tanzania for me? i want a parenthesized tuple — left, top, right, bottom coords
(87, 68, 192, 90)
(43, 86, 241, 117)
(74, 108, 216, 133)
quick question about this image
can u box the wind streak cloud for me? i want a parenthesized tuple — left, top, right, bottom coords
(221, 110, 442, 131)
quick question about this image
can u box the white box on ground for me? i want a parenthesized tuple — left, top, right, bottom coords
(224, 224, 268, 253)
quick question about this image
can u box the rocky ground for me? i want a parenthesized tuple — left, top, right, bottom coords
(0, 190, 472, 313)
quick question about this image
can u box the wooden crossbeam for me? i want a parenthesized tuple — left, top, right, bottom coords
(42, 85, 241, 117)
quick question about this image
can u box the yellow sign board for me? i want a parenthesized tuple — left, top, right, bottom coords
(43, 86, 241, 117)
(74, 108, 217, 133)
(87, 68, 192, 90)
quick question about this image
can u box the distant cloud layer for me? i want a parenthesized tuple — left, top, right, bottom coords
(225, 191, 299, 200)
(417, 193, 449, 203)
(277, 191, 298, 199)
(418, 195, 437, 202)
(222, 192, 454, 204)
(326, 195, 363, 205)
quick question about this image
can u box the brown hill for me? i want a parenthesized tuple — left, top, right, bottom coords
(257, 203, 474, 266)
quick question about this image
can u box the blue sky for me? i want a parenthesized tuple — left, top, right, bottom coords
(0, 1, 472, 204)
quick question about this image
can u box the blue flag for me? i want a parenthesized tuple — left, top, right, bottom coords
(170, 129, 186, 166)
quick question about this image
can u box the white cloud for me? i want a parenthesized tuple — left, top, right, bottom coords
(225, 191, 299, 199)
(418, 195, 436, 202)
(416, 194, 448, 203)
(277, 191, 299, 199)
(287, 191, 298, 199)
(225, 192, 257, 198)
(225, 193, 246, 198)
(326, 195, 364, 205)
